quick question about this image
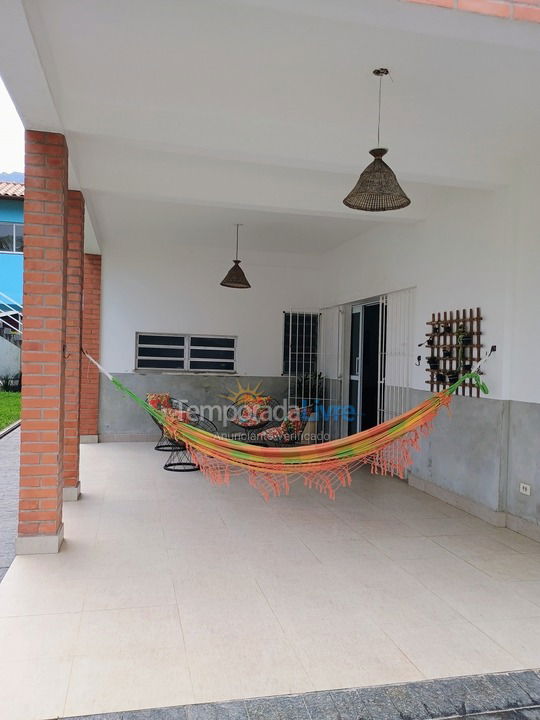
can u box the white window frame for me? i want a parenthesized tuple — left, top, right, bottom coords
(135, 332, 186, 372)
(0, 222, 24, 254)
(135, 332, 237, 374)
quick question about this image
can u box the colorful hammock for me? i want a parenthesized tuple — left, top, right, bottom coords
(83, 351, 488, 499)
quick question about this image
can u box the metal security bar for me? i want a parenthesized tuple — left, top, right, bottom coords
(285, 308, 344, 443)
(135, 333, 185, 370)
(188, 336, 236, 372)
(135, 332, 237, 372)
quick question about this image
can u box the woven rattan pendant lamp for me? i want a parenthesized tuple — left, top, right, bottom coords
(220, 223, 251, 289)
(343, 68, 410, 212)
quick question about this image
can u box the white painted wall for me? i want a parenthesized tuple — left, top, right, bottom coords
(101, 237, 322, 376)
(506, 161, 540, 404)
(320, 185, 513, 400)
(0, 335, 20, 375)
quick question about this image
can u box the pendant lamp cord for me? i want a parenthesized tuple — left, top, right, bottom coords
(377, 73, 382, 147)
(235, 223, 241, 261)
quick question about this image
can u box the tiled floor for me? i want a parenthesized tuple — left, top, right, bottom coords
(1, 441, 540, 720)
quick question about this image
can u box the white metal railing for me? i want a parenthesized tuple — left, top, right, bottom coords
(0, 290, 23, 336)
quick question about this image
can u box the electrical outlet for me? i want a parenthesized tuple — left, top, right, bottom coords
(519, 483, 531, 496)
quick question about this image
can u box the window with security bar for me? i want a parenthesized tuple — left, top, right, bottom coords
(282, 312, 319, 376)
(135, 333, 236, 372)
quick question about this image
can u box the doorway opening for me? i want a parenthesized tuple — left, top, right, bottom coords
(349, 300, 386, 432)
(347, 288, 414, 435)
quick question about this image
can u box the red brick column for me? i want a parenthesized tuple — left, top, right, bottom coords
(17, 130, 68, 554)
(80, 254, 101, 442)
(63, 191, 84, 500)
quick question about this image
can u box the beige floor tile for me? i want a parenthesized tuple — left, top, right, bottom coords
(433, 580, 540, 623)
(0, 562, 87, 617)
(75, 605, 184, 657)
(399, 550, 492, 591)
(432, 533, 520, 560)
(299, 536, 382, 563)
(80, 540, 172, 579)
(402, 516, 487, 537)
(235, 539, 323, 577)
(0, 612, 80, 660)
(387, 620, 523, 678)
(355, 518, 424, 539)
(367, 535, 448, 561)
(96, 512, 166, 544)
(64, 648, 193, 716)
(84, 572, 176, 611)
(489, 528, 540, 554)
(188, 632, 314, 704)
(503, 579, 540, 607)
(290, 625, 423, 689)
(467, 551, 540, 581)
(357, 587, 464, 632)
(0, 657, 72, 720)
(167, 542, 250, 580)
(474, 616, 540, 666)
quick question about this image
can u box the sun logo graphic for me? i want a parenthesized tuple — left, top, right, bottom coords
(220, 379, 266, 404)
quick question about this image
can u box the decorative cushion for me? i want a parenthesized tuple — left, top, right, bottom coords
(163, 407, 191, 423)
(257, 406, 312, 444)
(146, 393, 172, 410)
(286, 405, 313, 433)
(258, 425, 286, 442)
(162, 407, 191, 440)
(231, 396, 272, 428)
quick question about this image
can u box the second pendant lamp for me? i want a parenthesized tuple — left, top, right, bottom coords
(220, 223, 251, 289)
(343, 68, 410, 212)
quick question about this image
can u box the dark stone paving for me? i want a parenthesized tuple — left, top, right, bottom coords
(63, 670, 540, 719)
(0, 427, 19, 582)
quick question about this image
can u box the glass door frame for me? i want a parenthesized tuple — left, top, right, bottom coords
(348, 298, 382, 435)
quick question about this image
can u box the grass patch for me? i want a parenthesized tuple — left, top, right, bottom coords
(0, 391, 21, 431)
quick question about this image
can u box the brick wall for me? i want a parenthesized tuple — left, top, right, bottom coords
(80, 254, 101, 438)
(63, 191, 84, 491)
(19, 130, 69, 540)
(403, 0, 540, 22)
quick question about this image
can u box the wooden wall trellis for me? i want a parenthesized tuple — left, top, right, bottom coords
(426, 307, 482, 397)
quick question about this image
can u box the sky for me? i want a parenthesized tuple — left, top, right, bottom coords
(0, 76, 24, 173)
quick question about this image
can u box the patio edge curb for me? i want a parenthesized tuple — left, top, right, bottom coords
(61, 668, 540, 720)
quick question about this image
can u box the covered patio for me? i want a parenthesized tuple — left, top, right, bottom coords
(1, 0, 540, 718)
(1, 440, 540, 718)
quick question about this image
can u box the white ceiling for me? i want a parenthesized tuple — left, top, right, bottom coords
(90, 192, 381, 253)
(1, 0, 539, 253)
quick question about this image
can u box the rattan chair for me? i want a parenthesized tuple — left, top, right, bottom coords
(225, 396, 279, 442)
(163, 410, 218, 472)
(146, 394, 190, 452)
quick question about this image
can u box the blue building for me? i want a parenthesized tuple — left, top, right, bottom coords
(0, 180, 24, 305)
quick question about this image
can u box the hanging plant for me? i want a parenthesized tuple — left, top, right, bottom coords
(456, 323, 473, 346)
